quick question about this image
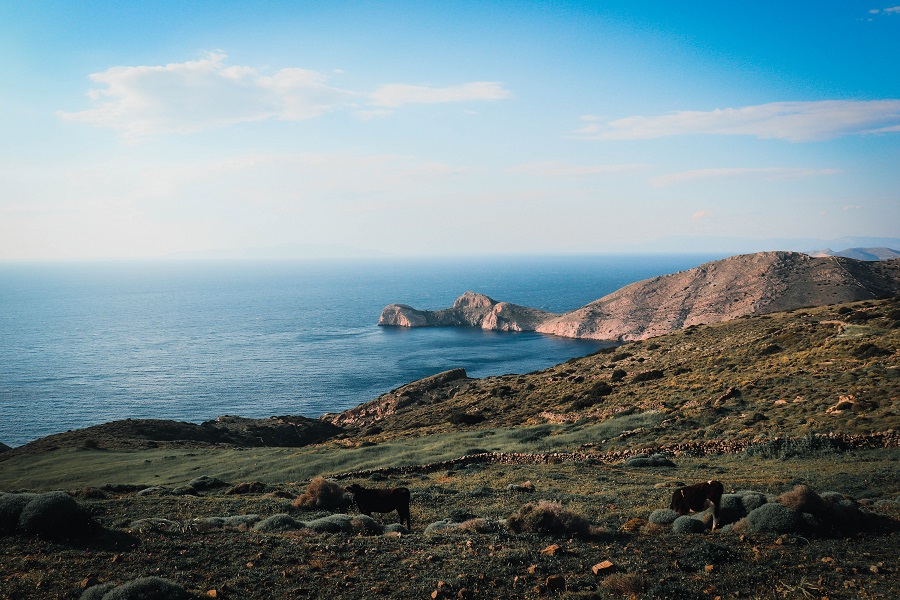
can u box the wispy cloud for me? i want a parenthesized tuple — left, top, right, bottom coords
(503, 161, 649, 177)
(650, 167, 841, 187)
(577, 100, 900, 142)
(691, 210, 712, 220)
(59, 53, 512, 137)
(369, 82, 511, 107)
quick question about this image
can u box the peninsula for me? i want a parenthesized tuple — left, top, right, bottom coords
(379, 251, 900, 341)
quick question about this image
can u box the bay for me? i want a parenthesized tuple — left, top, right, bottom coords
(0, 254, 722, 447)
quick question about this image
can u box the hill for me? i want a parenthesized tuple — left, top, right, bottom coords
(809, 247, 900, 261)
(380, 251, 900, 340)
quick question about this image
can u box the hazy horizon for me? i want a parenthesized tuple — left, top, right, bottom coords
(1, 2, 898, 260)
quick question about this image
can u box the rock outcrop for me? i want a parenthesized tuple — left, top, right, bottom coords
(378, 291, 554, 332)
(379, 252, 900, 341)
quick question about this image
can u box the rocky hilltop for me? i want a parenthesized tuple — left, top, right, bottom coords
(379, 251, 900, 341)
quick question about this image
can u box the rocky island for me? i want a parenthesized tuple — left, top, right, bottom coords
(379, 251, 900, 340)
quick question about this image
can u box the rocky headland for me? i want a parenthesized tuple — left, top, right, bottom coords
(379, 251, 900, 341)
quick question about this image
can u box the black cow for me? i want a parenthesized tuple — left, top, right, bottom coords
(670, 480, 724, 531)
(346, 483, 412, 530)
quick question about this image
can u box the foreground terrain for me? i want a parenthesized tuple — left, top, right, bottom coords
(1, 297, 898, 599)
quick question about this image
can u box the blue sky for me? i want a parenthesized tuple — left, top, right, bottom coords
(1, 1, 898, 260)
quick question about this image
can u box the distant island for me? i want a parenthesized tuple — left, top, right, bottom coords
(379, 250, 900, 341)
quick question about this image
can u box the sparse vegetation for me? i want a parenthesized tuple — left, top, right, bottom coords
(1, 299, 899, 599)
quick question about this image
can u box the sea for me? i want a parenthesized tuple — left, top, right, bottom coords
(0, 254, 724, 448)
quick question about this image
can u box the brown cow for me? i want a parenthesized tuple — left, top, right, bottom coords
(670, 480, 724, 531)
(346, 483, 412, 530)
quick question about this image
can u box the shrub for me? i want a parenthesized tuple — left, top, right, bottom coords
(187, 476, 228, 492)
(633, 369, 664, 383)
(745, 503, 803, 534)
(671, 515, 706, 534)
(18, 491, 92, 540)
(79, 583, 115, 600)
(588, 381, 613, 398)
(851, 343, 891, 359)
(305, 514, 384, 535)
(89, 577, 191, 600)
(601, 573, 648, 595)
(0, 492, 36, 535)
(778, 484, 828, 518)
(253, 514, 302, 533)
(625, 453, 675, 468)
(648, 509, 679, 525)
(610, 369, 627, 382)
(735, 490, 768, 512)
(449, 411, 486, 425)
(718, 494, 748, 525)
(424, 519, 459, 534)
(506, 500, 591, 537)
(293, 476, 350, 510)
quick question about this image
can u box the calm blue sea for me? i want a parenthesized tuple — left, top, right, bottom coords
(0, 254, 722, 447)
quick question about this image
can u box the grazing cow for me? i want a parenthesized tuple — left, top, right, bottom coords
(670, 480, 724, 531)
(346, 483, 412, 530)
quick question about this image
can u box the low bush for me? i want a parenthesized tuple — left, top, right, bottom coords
(506, 500, 591, 537)
(186, 475, 228, 492)
(778, 484, 828, 518)
(82, 577, 192, 600)
(602, 573, 648, 595)
(633, 369, 664, 383)
(671, 515, 706, 534)
(745, 503, 803, 534)
(0, 492, 36, 535)
(648, 508, 679, 525)
(18, 491, 93, 540)
(253, 514, 302, 533)
(293, 476, 350, 510)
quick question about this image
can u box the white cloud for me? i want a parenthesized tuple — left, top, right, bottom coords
(649, 167, 841, 187)
(691, 210, 711, 220)
(885, 6, 900, 14)
(369, 82, 511, 107)
(59, 53, 512, 137)
(503, 161, 649, 177)
(578, 100, 900, 142)
(58, 53, 351, 137)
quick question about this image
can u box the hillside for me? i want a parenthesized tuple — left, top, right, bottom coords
(341, 296, 900, 450)
(380, 251, 900, 340)
(1, 298, 899, 600)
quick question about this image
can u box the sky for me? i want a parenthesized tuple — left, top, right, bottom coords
(1, 1, 898, 260)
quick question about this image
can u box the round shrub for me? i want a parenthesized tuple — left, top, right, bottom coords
(80, 584, 115, 600)
(186, 475, 228, 492)
(778, 484, 828, 518)
(93, 577, 191, 600)
(18, 491, 91, 539)
(293, 477, 350, 510)
(746, 503, 803, 534)
(735, 490, 767, 512)
(0, 492, 36, 535)
(648, 509, 679, 525)
(253, 514, 302, 533)
(671, 515, 706, 534)
(424, 519, 459, 534)
(506, 500, 591, 537)
(717, 494, 747, 526)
